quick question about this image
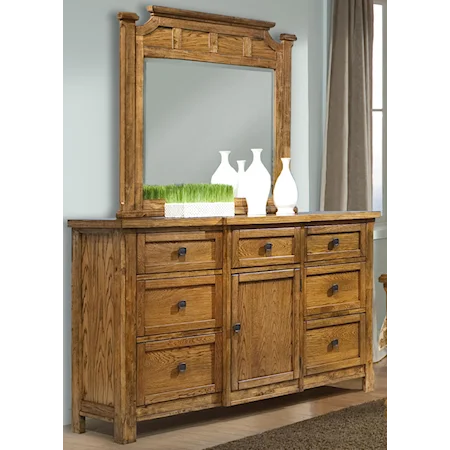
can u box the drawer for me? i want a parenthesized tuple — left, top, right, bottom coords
(306, 224, 365, 262)
(304, 314, 365, 375)
(137, 275, 222, 336)
(304, 263, 365, 316)
(137, 231, 222, 274)
(137, 334, 222, 405)
(232, 228, 300, 268)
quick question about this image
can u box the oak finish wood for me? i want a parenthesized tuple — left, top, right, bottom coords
(137, 275, 222, 336)
(70, 214, 378, 444)
(115, 6, 296, 218)
(64, 360, 386, 449)
(304, 263, 366, 316)
(231, 269, 298, 393)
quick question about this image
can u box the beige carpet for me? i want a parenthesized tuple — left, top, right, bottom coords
(206, 399, 387, 450)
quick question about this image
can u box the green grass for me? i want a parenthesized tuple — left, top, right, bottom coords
(143, 184, 234, 203)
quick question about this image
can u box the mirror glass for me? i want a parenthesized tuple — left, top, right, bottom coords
(144, 59, 274, 185)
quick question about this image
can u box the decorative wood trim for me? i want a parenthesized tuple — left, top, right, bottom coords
(80, 401, 115, 421)
(222, 227, 232, 406)
(303, 366, 365, 389)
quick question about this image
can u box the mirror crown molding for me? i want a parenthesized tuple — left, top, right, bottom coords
(146, 5, 276, 30)
(116, 5, 296, 218)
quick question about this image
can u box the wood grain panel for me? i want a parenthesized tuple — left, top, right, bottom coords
(137, 231, 222, 273)
(137, 334, 221, 405)
(232, 228, 299, 268)
(143, 27, 172, 48)
(231, 270, 296, 391)
(305, 314, 364, 375)
(181, 29, 209, 51)
(80, 233, 115, 406)
(252, 39, 276, 60)
(137, 275, 221, 336)
(306, 224, 365, 262)
(305, 263, 365, 315)
(218, 35, 244, 55)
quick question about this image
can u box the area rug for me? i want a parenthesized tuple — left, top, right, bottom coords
(206, 398, 387, 450)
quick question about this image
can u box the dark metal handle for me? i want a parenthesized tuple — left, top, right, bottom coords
(329, 238, 340, 250)
(331, 284, 339, 294)
(178, 247, 187, 257)
(233, 323, 241, 333)
(331, 339, 339, 349)
(178, 300, 187, 310)
(264, 242, 273, 254)
(178, 362, 187, 373)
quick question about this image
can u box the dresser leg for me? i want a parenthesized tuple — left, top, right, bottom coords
(363, 362, 375, 392)
(71, 415, 85, 434)
(114, 418, 137, 444)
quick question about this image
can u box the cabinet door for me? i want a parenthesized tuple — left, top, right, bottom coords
(231, 269, 300, 391)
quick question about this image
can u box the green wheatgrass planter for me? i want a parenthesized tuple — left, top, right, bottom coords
(143, 184, 235, 218)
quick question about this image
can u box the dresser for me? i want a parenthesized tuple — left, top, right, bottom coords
(69, 212, 379, 443)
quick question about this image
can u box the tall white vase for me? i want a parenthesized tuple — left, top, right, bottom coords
(245, 149, 271, 216)
(211, 150, 238, 196)
(236, 160, 247, 198)
(273, 157, 298, 216)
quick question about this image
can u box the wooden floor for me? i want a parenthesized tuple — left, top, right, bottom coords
(64, 358, 386, 449)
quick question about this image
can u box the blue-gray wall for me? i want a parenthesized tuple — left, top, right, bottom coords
(64, 0, 329, 425)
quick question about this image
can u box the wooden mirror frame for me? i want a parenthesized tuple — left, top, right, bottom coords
(116, 5, 296, 218)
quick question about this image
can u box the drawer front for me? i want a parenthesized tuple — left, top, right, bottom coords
(306, 224, 365, 262)
(232, 228, 300, 268)
(304, 314, 365, 375)
(305, 263, 365, 316)
(137, 334, 222, 405)
(137, 231, 222, 274)
(137, 275, 222, 336)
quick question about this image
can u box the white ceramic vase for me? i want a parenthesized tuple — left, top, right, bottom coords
(273, 157, 298, 216)
(211, 151, 238, 196)
(245, 149, 271, 216)
(236, 160, 247, 198)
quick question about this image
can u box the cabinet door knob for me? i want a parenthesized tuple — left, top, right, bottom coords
(331, 339, 339, 349)
(233, 323, 241, 333)
(331, 284, 339, 294)
(178, 362, 187, 373)
(329, 238, 340, 250)
(178, 300, 187, 310)
(178, 247, 187, 257)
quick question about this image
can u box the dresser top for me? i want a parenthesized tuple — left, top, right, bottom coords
(68, 211, 380, 229)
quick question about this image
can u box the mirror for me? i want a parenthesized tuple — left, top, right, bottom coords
(143, 59, 274, 186)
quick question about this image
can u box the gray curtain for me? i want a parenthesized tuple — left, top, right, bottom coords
(320, 0, 374, 211)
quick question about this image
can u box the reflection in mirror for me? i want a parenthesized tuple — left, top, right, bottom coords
(144, 59, 273, 186)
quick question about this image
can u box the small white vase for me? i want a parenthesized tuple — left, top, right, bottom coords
(273, 157, 298, 216)
(211, 151, 238, 196)
(236, 160, 247, 198)
(245, 149, 271, 216)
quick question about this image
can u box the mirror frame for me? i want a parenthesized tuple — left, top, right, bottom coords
(116, 5, 296, 218)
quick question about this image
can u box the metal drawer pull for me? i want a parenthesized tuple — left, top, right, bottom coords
(233, 323, 241, 333)
(329, 238, 340, 250)
(264, 242, 273, 254)
(178, 247, 187, 257)
(331, 339, 339, 349)
(178, 362, 187, 373)
(178, 300, 187, 310)
(331, 284, 339, 294)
